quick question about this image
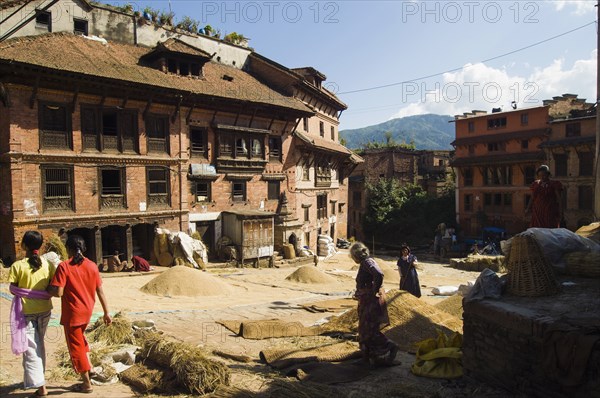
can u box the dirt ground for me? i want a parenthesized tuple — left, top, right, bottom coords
(0, 250, 512, 397)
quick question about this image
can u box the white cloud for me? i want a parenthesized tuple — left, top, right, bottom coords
(389, 50, 597, 118)
(551, 0, 596, 15)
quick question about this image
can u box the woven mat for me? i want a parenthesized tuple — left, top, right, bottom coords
(287, 360, 371, 384)
(119, 363, 178, 394)
(299, 298, 357, 313)
(260, 341, 361, 369)
(217, 319, 320, 339)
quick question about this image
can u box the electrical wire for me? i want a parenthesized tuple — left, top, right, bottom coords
(337, 20, 597, 95)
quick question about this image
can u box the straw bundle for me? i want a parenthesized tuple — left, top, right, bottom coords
(506, 235, 559, 297)
(266, 379, 347, 398)
(120, 363, 178, 393)
(53, 341, 114, 380)
(564, 251, 600, 278)
(87, 312, 135, 346)
(207, 386, 256, 398)
(450, 255, 506, 273)
(44, 234, 68, 261)
(139, 334, 230, 395)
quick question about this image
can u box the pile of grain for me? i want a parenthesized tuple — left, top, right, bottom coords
(285, 266, 336, 284)
(433, 295, 464, 319)
(351, 261, 400, 284)
(321, 290, 462, 352)
(141, 266, 232, 297)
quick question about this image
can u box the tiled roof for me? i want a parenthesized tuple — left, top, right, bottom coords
(157, 38, 212, 58)
(0, 33, 311, 113)
(452, 128, 550, 147)
(293, 131, 353, 157)
(0, 0, 33, 10)
(450, 151, 545, 167)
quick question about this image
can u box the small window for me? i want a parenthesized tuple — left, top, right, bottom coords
(524, 166, 536, 185)
(468, 121, 475, 133)
(36, 11, 51, 31)
(493, 193, 502, 206)
(331, 202, 336, 215)
(579, 186, 593, 210)
(179, 62, 190, 76)
(305, 231, 310, 246)
(554, 153, 568, 177)
(194, 181, 211, 202)
(268, 137, 281, 160)
(352, 191, 362, 207)
(521, 140, 529, 149)
(73, 18, 88, 35)
(464, 168, 473, 186)
(146, 115, 169, 154)
(302, 161, 310, 181)
(503, 193, 512, 207)
(303, 117, 309, 132)
(191, 63, 201, 77)
(232, 181, 246, 201)
(219, 135, 233, 157)
(167, 59, 178, 74)
(566, 122, 581, 137)
(235, 138, 248, 157)
(487, 117, 507, 129)
(304, 207, 309, 222)
(464, 194, 472, 211)
(190, 127, 207, 158)
(319, 121, 325, 137)
(520, 113, 528, 125)
(330, 126, 335, 140)
(100, 168, 125, 209)
(484, 193, 492, 207)
(267, 181, 280, 200)
(468, 145, 475, 155)
(147, 167, 170, 207)
(317, 194, 328, 219)
(487, 142, 500, 152)
(579, 152, 594, 176)
(42, 166, 73, 212)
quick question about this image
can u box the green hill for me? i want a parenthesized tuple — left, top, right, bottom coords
(340, 114, 455, 150)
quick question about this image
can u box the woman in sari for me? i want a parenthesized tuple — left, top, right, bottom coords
(526, 165, 563, 228)
(49, 235, 111, 394)
(9, 231, 54, 398)
(350, 242, 398, 366)
(397, 244, 421, 298)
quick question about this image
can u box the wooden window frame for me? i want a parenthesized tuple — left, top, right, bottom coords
(81, 106, 138, 153)
(317, 193, 328, 219)
(39, 101, 72, 150)
(41, 165, 74, 213)
(99, 167, 126, 210)
(267, 181, 280, 201)
(146, 114, 170, 154)
(146, 167, 171, 207)
(190, 127, 208, 158)
(194, 181, 211, 203)
(268, 136, 282, 161)
(232, 180, 247, 202)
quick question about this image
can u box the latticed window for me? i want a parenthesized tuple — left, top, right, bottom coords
(194, 181, 211, 202)
(147, 167, 170, 207)
(190, 127, 208, 158)
(100, 168, 126, 209)
(232, 181, 246, 201)
(315, 160, 332, 187)
(146, 115, 169, 154)
(269, 137, 281, 160)
(81, 107, 137, 153)
(39, 103, 71, 149)
(42, 166, 73, 212)
(317, 194, 328, 219)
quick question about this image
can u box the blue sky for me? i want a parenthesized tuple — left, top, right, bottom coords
(111, 1, 598, 130)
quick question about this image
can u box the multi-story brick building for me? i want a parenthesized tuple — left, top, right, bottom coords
(0, 0, 360, 263)
(451, 94, 594, 235)
(346, 147, 452, 241)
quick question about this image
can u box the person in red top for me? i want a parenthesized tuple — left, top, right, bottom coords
(526, 165, 563, 228)
(48, 235, 111, 394)
(131, 255, 151, 272)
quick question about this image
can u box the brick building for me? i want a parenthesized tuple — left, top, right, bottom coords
(346, 147, 452, 241)
(451, 94, 594, 235)
(0, 0, 360, 263)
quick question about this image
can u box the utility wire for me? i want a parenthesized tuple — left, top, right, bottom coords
(338, 20, 597, 95)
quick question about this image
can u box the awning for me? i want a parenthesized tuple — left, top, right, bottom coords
(538, 135, 596, 148)
(293, 131, 353, 157)
(214, 124, 271, 135)
(450, 151, 545, 167)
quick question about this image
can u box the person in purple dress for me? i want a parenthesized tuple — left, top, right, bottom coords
(397, 244, 421, 298)
(351, 242, 398, 366)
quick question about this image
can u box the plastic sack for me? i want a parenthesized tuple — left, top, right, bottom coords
(464, 268, 502, 303)
(502, 228, 600, 270)
(431, 286, 459, 296)
(411, 330, 463, 379)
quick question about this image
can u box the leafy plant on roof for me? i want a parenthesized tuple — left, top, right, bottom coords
(177, 16, 198, 34)
(212, 29, 221, 39)
(203, 24, 213, 35)
(148, 8, 159, 22)
(224, 32, 248, 45)
(119, 2, 133, 13)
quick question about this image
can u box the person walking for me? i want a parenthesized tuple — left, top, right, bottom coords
(9, 231, 54, 398)
(49, 235, 111, 394)
(397, 244, 421, 298)
(526, 165, 563, 228)
(350, 242, 398, 367)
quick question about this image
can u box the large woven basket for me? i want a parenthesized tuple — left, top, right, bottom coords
(564, 251, 600, 278)
(506, 235, 559, 297)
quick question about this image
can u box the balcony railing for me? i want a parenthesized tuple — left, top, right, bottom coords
(148, 137, 168, 153)
(147, 193, 169, 207)
(100, 194, 126, 209)
(43, 196, 73, 212)
(41, 130, 69, 149)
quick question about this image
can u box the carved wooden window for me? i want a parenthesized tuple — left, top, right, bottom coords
(317, 194, 328, 219)
(190, 127, 208, 158)
(232, 181, 246, 202)
(146, 115, 169, 154)
(315, 159, 332, 187)
(42, 166, 73, 212)
(302, 161, 310, 181)
(39, 102, 71, 149)
(464, 168, 473, 186)
(100, 167, 126, 210)
(147, 167, 170, 207)
(218, 133, 264, 160)
(554, 154, 568, 177)
(269, 136, 281, 160)
(267, 181, 280, 200)
(81, 107, 137, 153)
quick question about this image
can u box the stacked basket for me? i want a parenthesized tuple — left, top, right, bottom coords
(506, 235, 560, 297)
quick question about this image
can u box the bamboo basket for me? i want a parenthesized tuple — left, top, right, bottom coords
(506, 235, 559, 297)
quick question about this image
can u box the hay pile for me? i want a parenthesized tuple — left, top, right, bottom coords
(0, 265, 9, 283)
(450, 254, 506, 273)
(141, 266, 232, 297)
(44, 234, 68, 261)
(322, 290, 462, 352)
(120, 363, 178, 394)
(285, 266, 335, 284)
(138, 333, 230, 395)
(88, 312, 135, 346)
(433, 295, 464, 319)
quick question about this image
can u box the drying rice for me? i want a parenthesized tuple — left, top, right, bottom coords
(285, 266, 336, 284)
(141, 266, 232, 297)
(433, 295, 464, 319)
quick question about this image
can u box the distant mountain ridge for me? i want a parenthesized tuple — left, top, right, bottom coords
(340, 114, 455, 150)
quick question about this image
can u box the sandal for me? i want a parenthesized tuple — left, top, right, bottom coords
(28, 392, 47, 398)
(70, 384, 94, 394)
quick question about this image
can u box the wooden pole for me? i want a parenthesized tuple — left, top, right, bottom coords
(595, 1, 600, 220)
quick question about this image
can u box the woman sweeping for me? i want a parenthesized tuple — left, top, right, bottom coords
(397, 244, 421, 298)
(350, 242, 398, 367)
(9, 231, 54, 398)
(49, 235, 111, 394)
